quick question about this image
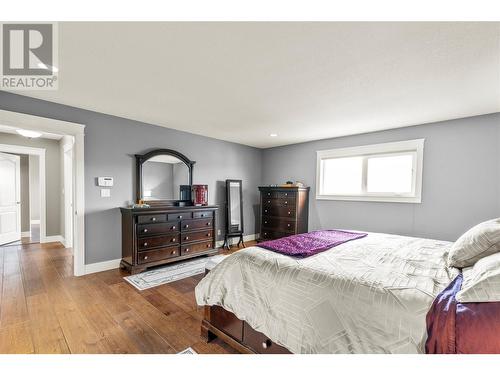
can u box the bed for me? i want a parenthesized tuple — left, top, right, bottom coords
(196, 232, 462, 353)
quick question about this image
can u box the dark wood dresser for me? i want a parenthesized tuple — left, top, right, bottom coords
(258, 186, 309, 241)
(120, 206, 218, 274)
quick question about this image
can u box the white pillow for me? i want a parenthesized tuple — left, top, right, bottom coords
(456, 252, 500, 303)
(447, 218, 500, 268)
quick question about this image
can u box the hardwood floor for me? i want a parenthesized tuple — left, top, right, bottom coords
(0, 241, 251, 354)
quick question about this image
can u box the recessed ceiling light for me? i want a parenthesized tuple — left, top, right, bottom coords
(16, 129, 42, 138)
(270, 133, 278, 137)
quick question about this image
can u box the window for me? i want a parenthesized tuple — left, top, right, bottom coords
(316, 139, 424, 203)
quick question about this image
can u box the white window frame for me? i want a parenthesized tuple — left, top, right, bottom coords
(316, 139, 425, 203)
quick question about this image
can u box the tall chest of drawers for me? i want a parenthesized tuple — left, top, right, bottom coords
(258, 187, 309, 241)
(120, 206, 218, 274)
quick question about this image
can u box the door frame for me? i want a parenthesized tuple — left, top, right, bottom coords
(0, 109, 85, 276)
(0, 152, 21, 245)
(0, 144, 46, 245)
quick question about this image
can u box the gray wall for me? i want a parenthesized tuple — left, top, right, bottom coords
(29, 155, 40, 221)
(0, 133, 62, 236)
(18, 154, 30, 232)
(262, 113, 500, 241)
(0, 91, 263, 265)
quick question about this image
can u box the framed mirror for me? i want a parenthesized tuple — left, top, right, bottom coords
(223, 179, 244, 249)
(136, 149, 195, 206)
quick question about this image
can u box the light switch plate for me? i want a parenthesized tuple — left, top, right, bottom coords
(100, 188, 111, 198)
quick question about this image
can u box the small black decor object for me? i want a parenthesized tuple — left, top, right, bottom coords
(223, 179, 245, 249)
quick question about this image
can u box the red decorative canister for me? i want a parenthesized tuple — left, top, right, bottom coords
(191, 184, 208, 206)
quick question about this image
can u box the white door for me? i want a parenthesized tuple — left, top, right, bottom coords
(63, 148, 73, 248)
(0, 152, 21, 245)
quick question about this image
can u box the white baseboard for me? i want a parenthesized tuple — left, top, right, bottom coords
(41, 235, 65, 244)
(31, 219, 40, 224)
(216, 233, 259, 248)
(84, 258, 122, 275)
(21, 231, 31, 237)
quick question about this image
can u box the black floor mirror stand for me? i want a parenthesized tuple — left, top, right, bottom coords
(223, 179, 245, 250)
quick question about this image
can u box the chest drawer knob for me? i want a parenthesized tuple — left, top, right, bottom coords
(287, 224, 291, 228)
(185, 248, 190, 252)
(262, 339, 272, 349)
(144, 256, 148, 260)
(284, 193, 288, 196)
(178, 215, 183, 219)
(143, 242, 148, 247)
(185, 236, 189, 240)
(264, 221, 268, 224)
(288, 211, 291, 215)
(267, 192, 271, 196)
(207, 222, 211, 226)
(143, 229, 148, 233)
(171, 225, 176, 230)
(151, 217, 157, 222)
(206, 244, 211, 248)
(185, 224, 189, 229)
(267, 200, 271, 203)
(264, 209, 268, 213)
(171, 250, 176, 255)
(171, 238, 176, 242)
(207, 233, 211, 237)
(285, 201, 288, 204)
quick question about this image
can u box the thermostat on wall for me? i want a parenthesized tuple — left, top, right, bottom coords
(97, 177, 114, 187)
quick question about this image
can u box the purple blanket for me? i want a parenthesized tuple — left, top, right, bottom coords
(258, 230, 367, 257)
(426, 274, 500, 354)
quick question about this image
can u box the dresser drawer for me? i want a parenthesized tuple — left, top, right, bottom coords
(260, 230, 290, 241)
(243, 323, 289, 354)
(138, 233, 179, 250)
(137, 222, 179, 237)
(210, 306, 243, 341)
(137, 246, 179, 264)
(262, 197, 296, 208)
(262, 206, 296, 218)
(167, 212, 192, 221)
(276, 191, 296, 200)
(137, 214, 167, 224)
(181, 241, 214, 256)
(193, 210, 213, 219)
(262, 216, 296, 233)
(181, 218, 213, 231)
(261, 190, 278, 199)
(181, 229, 213, 243)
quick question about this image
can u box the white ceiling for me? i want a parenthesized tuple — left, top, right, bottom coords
(16, 22, 500, 148)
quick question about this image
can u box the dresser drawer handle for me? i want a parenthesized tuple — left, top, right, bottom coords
(171, 238, 176, 242)
(267, 192, 271, 196)
(201, 214, 205, 217)
(206, 244, 211, 248)
(171, 226, 176, 230)
(287, 224, 291, 227)
(267, 200, 271, 203)
(143, 228, 148, 233)
(207, 233, 211, 237)
(264, 210, 268, 213)
(144, 256, 148, 260)
(207, 222, 211, 226)
(171, 250, 176, 255)
(288, 211, 291, 215)
(262, 339, 272, 349)
(284, 193, 288, 196)
(285, 201, 288, 204)
(264, 232, 267, 235)
(185, 224, 189, 229)
(143, 242, 148, 247)
(185, 236, 189, 240)
(151, 217, 157, 222)
(178, 215, 183, 219)
(185, 248, 189, 253)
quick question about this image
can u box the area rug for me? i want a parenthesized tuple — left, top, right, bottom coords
(124, 255, 227, 291)
(177, 347, 198, 354)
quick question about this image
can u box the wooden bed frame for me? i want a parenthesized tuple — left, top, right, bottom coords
(201, 305, 291, 354)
